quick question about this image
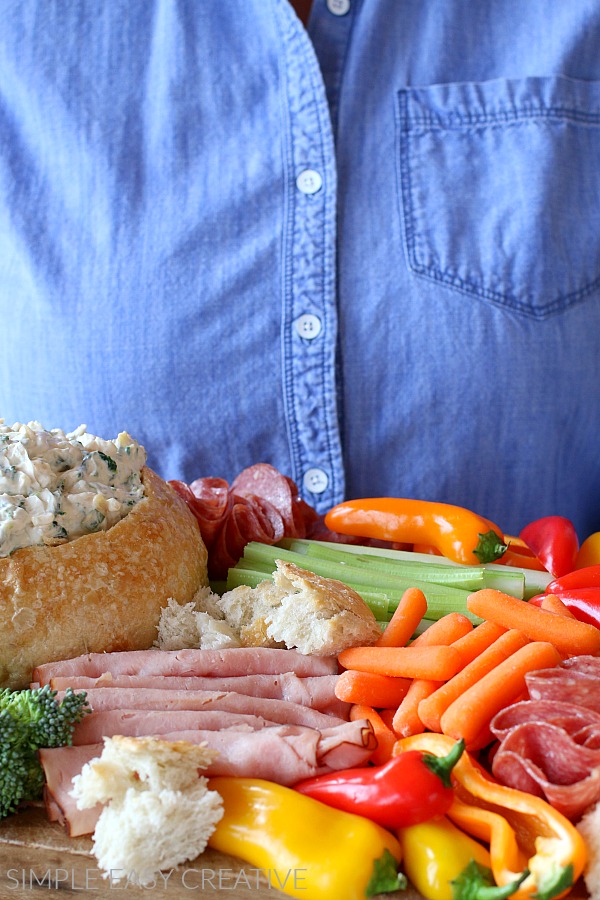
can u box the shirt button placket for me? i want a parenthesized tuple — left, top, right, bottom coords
(277, 1, 344, 512)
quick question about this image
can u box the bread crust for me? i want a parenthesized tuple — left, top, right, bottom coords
(0, 467, 208, 688)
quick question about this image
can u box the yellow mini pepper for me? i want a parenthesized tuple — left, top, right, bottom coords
(398, 817, 529, 900)
(393, 735, 587, 900)
(207, 776, 405, 900)
(576, 531, 600, 568)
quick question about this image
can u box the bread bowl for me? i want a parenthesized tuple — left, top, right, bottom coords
(0, 424, 208, 689)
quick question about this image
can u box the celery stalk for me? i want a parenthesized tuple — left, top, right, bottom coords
(280, 538, 552, 599)
(304, 543, 486, 589)
(228, 542, 478, 623)
(224, 563, 391, 618)
(224, 538, 550, 625)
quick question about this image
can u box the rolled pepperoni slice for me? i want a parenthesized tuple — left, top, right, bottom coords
(169, 478, 232, 551)
(231, 464, 298, 534)
(208, 494, 285, 580)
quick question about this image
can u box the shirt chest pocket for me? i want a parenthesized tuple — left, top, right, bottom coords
(396, 76, 600, 319)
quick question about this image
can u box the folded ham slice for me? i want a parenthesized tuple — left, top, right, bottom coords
(63, 687, 345, 730)
(48, 672, 348, 718)
(39, 745, 103, 837)
(73, 709, 278, 744)
(33, 647, 337, 684)
(39, 718, 376, 836)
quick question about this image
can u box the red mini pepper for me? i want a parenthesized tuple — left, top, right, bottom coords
(531, 587, 600, 629)
(547, 564, 600, 593)
(294, 737, 464, 829)
(519, 515, 579, 578)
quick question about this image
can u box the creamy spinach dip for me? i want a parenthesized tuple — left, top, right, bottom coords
(0, 421, 147, 557)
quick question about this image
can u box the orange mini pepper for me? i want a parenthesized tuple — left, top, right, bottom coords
(325, 498, 507, 566)
(393, 733, 587, 900)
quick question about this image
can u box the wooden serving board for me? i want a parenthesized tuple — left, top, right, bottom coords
(0, 807, 590, 900)
(0, 807, 413, 899)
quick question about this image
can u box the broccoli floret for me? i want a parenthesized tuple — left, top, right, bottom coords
(0, 685, 90, 819)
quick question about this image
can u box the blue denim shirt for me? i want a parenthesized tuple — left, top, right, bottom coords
(1, 0, 599, 538)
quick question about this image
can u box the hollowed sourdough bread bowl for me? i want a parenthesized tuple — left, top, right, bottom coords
(0, 467, 208, 689)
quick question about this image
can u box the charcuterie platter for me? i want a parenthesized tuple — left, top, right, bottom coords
(1, 422, 599, 900)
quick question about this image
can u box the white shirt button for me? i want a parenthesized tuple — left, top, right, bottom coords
(294, 313, 322, 340)
(327, 0, 351, 15)
(296, 169, 323, 195)
(303, 467, 329, 494)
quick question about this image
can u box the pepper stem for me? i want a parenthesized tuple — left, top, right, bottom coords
(365, 849, 408, 897)
(533, 863, 574, 900)
(474, 530, 508, 563)
(452, 861, 530, 900)
(422, 738, 465, 788)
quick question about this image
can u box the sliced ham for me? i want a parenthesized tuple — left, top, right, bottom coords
(49, 672, 348, 718)
(39, 745, 103, 837)
(61, 687, 346, 730)
(161, 718, 375, 780)
(73, 708, 278, 745)
(38, 718, 375, 836)
(33, 647, 337, 684)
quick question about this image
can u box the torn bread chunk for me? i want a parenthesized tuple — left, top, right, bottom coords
(155, 561, 381, 657)
(217, 581, 287, 648)
(155, 592, 241, 650)
(264, 560, 382, 655)
(70, 736, 223, 885)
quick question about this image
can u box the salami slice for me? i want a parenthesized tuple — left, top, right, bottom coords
(525, 667, 600, 712)
(560, 655, 600, 676)
(231, 463, 299, 534)
(170, 477, 232, 550)
(491, 721, 600, 820)
(490, 699, 600, 742)
(207, 494, 285, 579)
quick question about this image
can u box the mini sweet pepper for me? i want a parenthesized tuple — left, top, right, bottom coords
(324, 498, 507, 565)
(207, 776, 406, 900)
(398, 816, 528, 900)
(294, 737, 465, 828)
(519, 516, 579, 578)
(393, 734, 587, 900)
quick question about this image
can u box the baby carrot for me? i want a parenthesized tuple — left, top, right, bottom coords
(467, 588, 600, 657)
(335, 669, 411, 708)
(337, 644, 463, 681)
(392, 678, 441, 738)
(376, 587, 428, 647)
(449, 620, 507, 669)
(349, 704, 397, 765)
(540, 594, 577, 618)
(378, 707, 398, 732)
(439, 641, 562, 745)
(410, 612, 473, 647)
(417, 629, 530, 734)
